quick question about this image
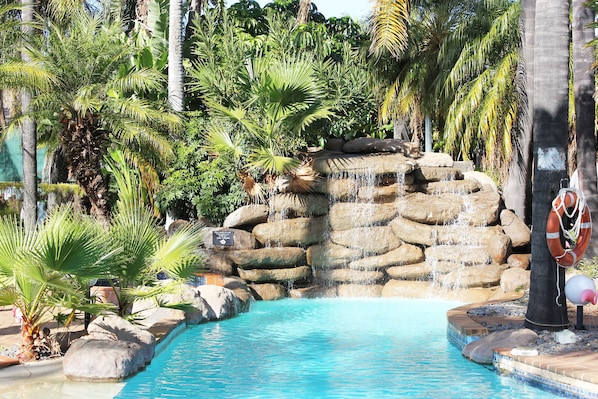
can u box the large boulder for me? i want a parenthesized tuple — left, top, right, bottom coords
(441, 264, 507, 288)
(337, 284, 384, 297)
(330, 226, 401, 255)
(196, 285, 240, 320)
(223, 205, 270, 229)
(423, 178, 482, 195)
(329, 202, 398, 231)
(500, 209, 531, 248)
(462, 329, 538, 364)
(223, 277, 255, 312)
(272, 193, 329, 217)
(348, 244, 424, 270)
(425, 245, 493, 265)
(228, 247, 307, 268)
(252, 216, 328, 247)
(415, 152, 454, 167)
(500, 268, 531, 293)
(237, 265, 312, 283)
(413, 167, 463, 182)
(63, 338, 147, 382)
(312, 178, 359, 200)
(312, 152, 416, 176)
(395, 193, 462, 225)
(313, 268, 385, 283)
(307, 241, 363, 267)
(507, 253, 531, 269)
(63, 315, 157, 382)
(457, 189, 501, 226)
(342, 137, 420, 157)
(249, 283, 288, 300)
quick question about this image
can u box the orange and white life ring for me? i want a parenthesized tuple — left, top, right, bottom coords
(546, 189, 592, 267)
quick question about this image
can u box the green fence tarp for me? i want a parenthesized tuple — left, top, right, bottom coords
(0, 127, 46, 182)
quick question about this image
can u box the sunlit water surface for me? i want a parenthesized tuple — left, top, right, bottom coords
(115, 298, 557, 399)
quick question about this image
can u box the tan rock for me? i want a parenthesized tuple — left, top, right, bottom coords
(312, 178, 358, 200)
(237, 266, 312, 283)
(289, 285, 338, 298)
(249, 283, 288, 300)
(252, 216, 328, 247)
(441, 264, 507, 288)
(396, 193, 463, 224)
(486, 233, 512, 264)
(425, 245, 493, 265)
(413, 167, 463, 182)
(223, 205, 270, 229)
(423, 178, 482, 195)
(337, 284, 384, 297)
(314, 268, 384, 283)
(386, 262, 432, 280)
(415, 152, 454, 167)
(458, 189, 501, 226)
(381, 280, 438, 298)
(507, 253, 531, 269)
(307, 241, 363, 268)
(228, 247, 306, 268)
(349, 244, 424, 270)
(312, 152, 416, 176)
(329, 202, 398, 230)
(330, 226, 401, 255)
(500, 268, 531, 293)
(272, 193, 329, 218)
(500, 209, 531, 248)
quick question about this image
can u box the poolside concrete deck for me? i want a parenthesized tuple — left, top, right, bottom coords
(447, 300, 598, 398)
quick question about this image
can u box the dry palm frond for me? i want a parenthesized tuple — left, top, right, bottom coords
(274, 160, 321, 194)
(239, 170, 265, 204)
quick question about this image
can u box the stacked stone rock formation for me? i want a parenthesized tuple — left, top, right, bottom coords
(203, 139, 532, 300)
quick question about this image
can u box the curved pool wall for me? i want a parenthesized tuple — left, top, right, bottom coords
(115, 298, 556, 399)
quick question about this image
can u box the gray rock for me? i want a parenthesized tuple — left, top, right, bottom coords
(223, 276, 255, 312)
(196, 285, 240, 320)
(203, 227, 257, 250)
(86, 315, 156, 364)
(462, 329, 538, 364)
(342, 137, 421, 157)
(63, 338, 146, 382)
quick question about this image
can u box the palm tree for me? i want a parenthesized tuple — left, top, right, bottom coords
(25, 8, 180, 222)
(524, 0, 570, 331)
(0, 205, 117, 361)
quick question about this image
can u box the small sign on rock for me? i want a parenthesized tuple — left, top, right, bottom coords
(213, 230, 234, 246)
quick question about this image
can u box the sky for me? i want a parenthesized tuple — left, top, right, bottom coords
(255, 0, 373, 21)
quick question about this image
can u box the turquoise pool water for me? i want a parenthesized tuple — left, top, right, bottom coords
(116, 298, 557, 398)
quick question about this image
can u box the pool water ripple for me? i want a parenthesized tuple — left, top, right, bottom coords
(116, 298, 557, 399)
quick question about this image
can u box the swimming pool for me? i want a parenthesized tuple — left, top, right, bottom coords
(116, 298, 557, 398)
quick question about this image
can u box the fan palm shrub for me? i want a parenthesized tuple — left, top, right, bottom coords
(0, 206, 117, 361)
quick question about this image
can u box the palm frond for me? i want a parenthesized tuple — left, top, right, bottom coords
(369, 0, 410, 58)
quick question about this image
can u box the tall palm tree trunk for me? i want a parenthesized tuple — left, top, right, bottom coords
(168, 0, 184, 112)
(524, 0, 570, 331)
(572, 0, 598, 259)
(296, 0, 311, 26)
(21, 0, 37, 233)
